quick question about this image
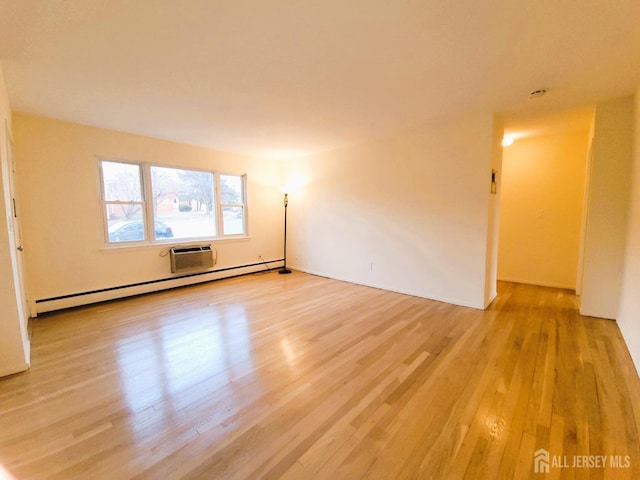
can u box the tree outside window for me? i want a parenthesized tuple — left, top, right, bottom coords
(100, 160, 247, 244)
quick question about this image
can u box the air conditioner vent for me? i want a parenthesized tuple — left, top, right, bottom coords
(170, 245, 215, 273)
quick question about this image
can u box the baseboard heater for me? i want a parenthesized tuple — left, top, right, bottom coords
(35, 258, 284, 307)
(170, 245, 215, 273)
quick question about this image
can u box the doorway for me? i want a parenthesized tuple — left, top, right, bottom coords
(497, 108, 594, 291)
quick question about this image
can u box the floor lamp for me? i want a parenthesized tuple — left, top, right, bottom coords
(279, 191, 292, 274)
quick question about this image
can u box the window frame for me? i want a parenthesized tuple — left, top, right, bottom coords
(149, 164, 218, 243)
(99, 160, 148, 245)
(98, 158, 249, 246)
(217, 172, 248, 237)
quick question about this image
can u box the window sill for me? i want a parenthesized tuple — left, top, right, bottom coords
(100, 236, 251, 252)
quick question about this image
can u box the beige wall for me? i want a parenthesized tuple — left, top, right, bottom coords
(498, 130, 590, 289)
(13, 114, 284, 313)
(617, 88, 640, 372)
(580, 96, 635, 319)
(0, 64, 30, 376)
(286, 111, 497, 309)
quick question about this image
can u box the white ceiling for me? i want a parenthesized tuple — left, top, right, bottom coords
(1, 1, 639, 158)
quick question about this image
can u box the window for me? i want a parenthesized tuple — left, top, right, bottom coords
(101, 161, 146, 243)
(220, 174, 246, 235)
(100, 160, 247, 245)
(151, 166, 216, 241)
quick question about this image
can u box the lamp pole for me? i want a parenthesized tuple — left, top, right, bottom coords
(279, 192, 292, 274)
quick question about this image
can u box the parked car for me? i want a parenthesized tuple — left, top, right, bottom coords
(108, 220, 173, 242)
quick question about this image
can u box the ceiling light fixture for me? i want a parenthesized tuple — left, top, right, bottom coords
(502, 136, 515, 147)
(529, 89, 547, 99)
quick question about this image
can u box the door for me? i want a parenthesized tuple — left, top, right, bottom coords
(6, 123, 30, 326)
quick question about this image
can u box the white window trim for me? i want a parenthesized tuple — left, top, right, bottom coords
(98, 158, 249, 247)
(217, 172, 248, 238)
(99, 159, 148, 245)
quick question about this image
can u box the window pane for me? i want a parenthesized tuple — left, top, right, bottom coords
(220, 175, 242, 204)
(102, 161, 142, 202)
(106, 206, 145, 243)
(222, 206, 244, 235)
(151, 166, 216, 240)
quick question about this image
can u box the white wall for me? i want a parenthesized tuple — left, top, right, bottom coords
(0, 64, 30, 376)
(581, 96, 635, 319)
(286, 111, 497, 309)
(498, 130, 590, 289)
(13, 114, 284, 313)
(617, 88, 640, 373)
(484, 116, 503, 306)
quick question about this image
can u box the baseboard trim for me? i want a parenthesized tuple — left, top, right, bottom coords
(35, 259, 283, 314)
(579, 308, 617, 320)
(497, 276, 576, 291)
(0, 361, 29, 378)
(292, 265, 485, 310)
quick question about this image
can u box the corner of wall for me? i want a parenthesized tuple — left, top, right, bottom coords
(575, 110, 597, 296)
(616, 87, 640, 374)
(579, 95, 635, 320)
(484, 114, 504, 308)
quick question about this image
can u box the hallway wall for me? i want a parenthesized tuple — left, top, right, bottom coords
(498, 130, 590, 289)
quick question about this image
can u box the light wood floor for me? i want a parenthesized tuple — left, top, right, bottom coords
(1, 272, 639, 479)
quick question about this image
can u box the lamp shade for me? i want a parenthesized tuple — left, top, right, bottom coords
(280, 174, 306, 196)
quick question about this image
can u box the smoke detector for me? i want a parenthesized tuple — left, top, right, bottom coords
(529, 89, 547, 99)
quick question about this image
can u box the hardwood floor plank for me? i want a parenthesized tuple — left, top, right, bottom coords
(0, 273, 639, 479)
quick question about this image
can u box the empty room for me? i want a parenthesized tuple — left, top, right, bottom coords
(1, 1, 640, 479)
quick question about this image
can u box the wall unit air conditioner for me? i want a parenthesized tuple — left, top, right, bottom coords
(170, 245, 215, 273)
